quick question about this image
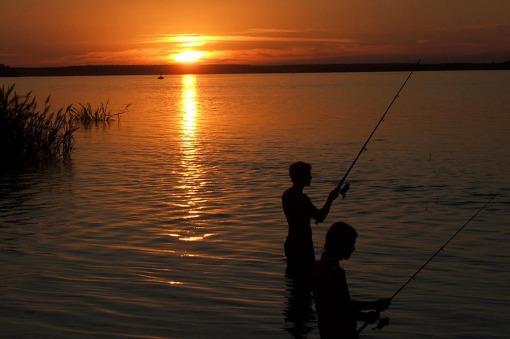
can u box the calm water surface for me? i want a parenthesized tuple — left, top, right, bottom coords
(1, 72, 509, 338)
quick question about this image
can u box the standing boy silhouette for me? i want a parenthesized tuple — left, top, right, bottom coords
(282, 162, 349, 275)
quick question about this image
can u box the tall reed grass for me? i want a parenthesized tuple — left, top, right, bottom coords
(69, 102, 130, 126)
(0, 85, 77, 162)
(1, 85, 129, 163)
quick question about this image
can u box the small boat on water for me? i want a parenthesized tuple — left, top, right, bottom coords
(158, 75, 164, 79)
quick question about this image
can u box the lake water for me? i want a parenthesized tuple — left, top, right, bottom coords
(1, 71, 509, 338)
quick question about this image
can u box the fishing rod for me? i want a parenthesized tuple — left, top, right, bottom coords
(357, 195, 497, 335)
(324, 61, 421, 204)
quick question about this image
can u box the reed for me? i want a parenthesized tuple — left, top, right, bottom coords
(69, 101, 130, 126)
(0, 85, 77, 162)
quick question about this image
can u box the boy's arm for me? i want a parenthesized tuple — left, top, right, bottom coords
(313, 186, 340, 223)
(350, 299, 371, 310)
(355, 310, 380, 323)
(351, 298, 391, 312)
(313, 182, 350, 223)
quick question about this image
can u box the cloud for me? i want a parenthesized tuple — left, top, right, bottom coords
(7, 25, 508, 66)
(141, 30, 359, 64)
(428, 23, 510, 34)
(146, 34, 356, 45)
(0, 51, 20, 58)
(246, 28, 303, 34)
(32, 48, 167, 66)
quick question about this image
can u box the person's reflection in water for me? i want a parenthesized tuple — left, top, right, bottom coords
(284, 268, 315, 338)
(313, 222, 391, 339)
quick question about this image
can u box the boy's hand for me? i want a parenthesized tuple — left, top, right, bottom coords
(328, 186, 340, 201)
(366, 311, 380, 324)
(373, 298, 391, 312)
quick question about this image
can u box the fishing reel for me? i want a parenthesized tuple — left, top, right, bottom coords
(339, 181, 350, 199)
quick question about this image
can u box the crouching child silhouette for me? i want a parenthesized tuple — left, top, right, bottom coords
(313, 222, 391, 338)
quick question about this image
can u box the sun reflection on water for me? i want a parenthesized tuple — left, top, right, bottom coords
(182, 74, 198, 140)
(178, 74, 210, 242)
(180, 74, 199, 194)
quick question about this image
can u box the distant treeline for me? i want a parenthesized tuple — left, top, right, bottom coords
(1, 61, 510, 77)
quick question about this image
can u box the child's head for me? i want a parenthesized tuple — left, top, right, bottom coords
(324, 222, 358, 260)
(289, 161, 312, 186)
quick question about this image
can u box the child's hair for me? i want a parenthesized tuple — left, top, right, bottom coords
(289, 161, 311, 183)
(324, 222, 358, 257)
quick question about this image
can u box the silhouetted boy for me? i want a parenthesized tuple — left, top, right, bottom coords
(313, 222, 390, 338)
(282, 162, 349, 275)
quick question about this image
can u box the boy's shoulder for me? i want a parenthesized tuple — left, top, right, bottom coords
(315, 260, 345, 276)
(283, 187, 308, 199)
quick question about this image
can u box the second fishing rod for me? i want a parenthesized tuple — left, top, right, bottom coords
(357, 195, 497, 334)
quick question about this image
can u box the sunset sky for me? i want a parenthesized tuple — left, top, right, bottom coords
(1, 0, 509, 66)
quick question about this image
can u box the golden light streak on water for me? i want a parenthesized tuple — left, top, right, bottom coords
(178, 74, 209, 241)
(180, 74, 199, 198)
(178, 233, 215, 242)
(181, 74, 198, 140)
(136, 274, 185, 286)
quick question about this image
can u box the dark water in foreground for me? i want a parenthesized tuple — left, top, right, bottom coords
(1, 71, 509, 338)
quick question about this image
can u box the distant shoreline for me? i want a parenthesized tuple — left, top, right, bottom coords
(1, 62, 509, 77)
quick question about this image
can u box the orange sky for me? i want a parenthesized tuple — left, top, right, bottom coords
(1, 0, 509, 66)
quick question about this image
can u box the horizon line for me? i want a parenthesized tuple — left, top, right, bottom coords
(2, 61, 509, 77)
(3, 60, 510, 69)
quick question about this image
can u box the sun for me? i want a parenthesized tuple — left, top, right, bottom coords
(173, 50, 206, 64)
